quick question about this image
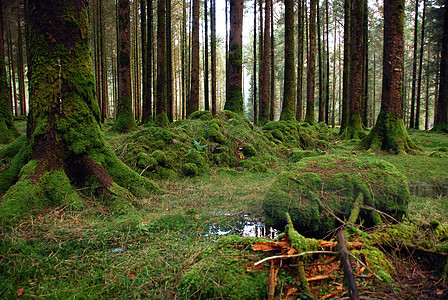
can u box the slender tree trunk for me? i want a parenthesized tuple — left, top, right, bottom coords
(415, 0, 427, 130)
(305, 0, 317, 124)
(224, 0, 244, 114)
(167, 0, 173, 121)
(296, 0, 304, 121)
(259, 0, 271, 124)
(325, 0, 330, 125)
(362, 0, 368, 127)
(270, 2, 275, 121)
(424, 59, 430, 130)
(434, 0, 448, 132)
(280, 0, 295, 121)
(258, 0, 264, 123)
(332, 15, 337, 128)
(204, 0, 209, 112)
(181, 0, 187, 119)
(7, 25, 18, 117)
(409, 0, 419, 128)
(187, 0, 200, 117)
(17, 2, 26, 116)
(156, 0, 169, 125)
(6, 26, 14, 116)
(339, 0, 350, 133)
(113, 0, 137, 132)
(100, 0, 108, 122)
(141, 0, 149, 123)
(362, 0, 418, 153)
(0, 2, 19, 143)
(252, 0, 257, 122)
(317, 2, 324, 123)
(211, 0, 217, 116)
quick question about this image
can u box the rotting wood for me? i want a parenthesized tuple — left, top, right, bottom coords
(337, 229, 359, 300)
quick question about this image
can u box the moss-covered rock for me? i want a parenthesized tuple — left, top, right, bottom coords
(241, 144, 257, 158)
(289, 148, 323, 162)
(151, 150, 169, 167)
(186, 151, 209, 173)
(182, 163, 199, 177)
(263, 155, 409, 237)
(189, 110, 212, 121)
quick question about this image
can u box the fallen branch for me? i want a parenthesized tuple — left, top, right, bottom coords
(254, 251, 338, 267)
(337, 229, 359, 300)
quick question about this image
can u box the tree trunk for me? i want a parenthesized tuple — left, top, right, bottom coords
(325, 0, 330, 125)
(17, 2, 26, 116)
(296, 0, 304, 121)
(415, 0, 427, 130)
(362, 0, 368, 127)
(167, 0, 173, 122)
(0, 0, 159, 222)
(361, 0, 419, 154)
(224, 0, 244, 115)
(7, 24, 18, 117)
(156, 0, 169, 125)
(433, 0, 448, 133)
(252, 0, 257, 123)
(258, 0, 264, 123)
(0, 2, 19, 144)
(269, 3, 275, 121)
(211, 0, 217, 116)
(305, 0, 317, 125)
(339, 0, 350, 133)
(187, 0, 199, 117)
(113, 0, 137, 132)
(100, 0, 109, 122)
(259, 0, 271, 124)
(409, 0, 419, 128)
(317, 2, 324, 123)
(280, 0, 295, 121)
(141, 0, 150, 123)
(204, 0, 209, 112)
(342, 0, 365, 139)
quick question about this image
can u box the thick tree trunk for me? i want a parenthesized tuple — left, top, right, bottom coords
(224, 0, 244, 115)
(156, 0, 169, 125)
(361, 0, 419, 154)
(341, 0, 365, 139)
(339, 0, 350, 133)
(433, 0, 448, 133)
(259, 0, 271, 124)
(187, 0, 200, 117)
(0, 0, 159, 222)
(0, 3, 19, 144)
(280, 0, 295, 121)
(113, 0, 137, 132)
(305, 0, 317, 125)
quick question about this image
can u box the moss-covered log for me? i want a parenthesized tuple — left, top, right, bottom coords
(0, 0, 159, 222)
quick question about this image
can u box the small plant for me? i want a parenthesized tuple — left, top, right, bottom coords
(188, 140, 208, 153)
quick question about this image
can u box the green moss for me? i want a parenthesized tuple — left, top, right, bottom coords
(189, 110, 212, 121)
(151, 150, 169, 167)
(186, 151, 209, 173)
(352, 247, 394, 284)
(205, 122, 228, 144)
(224, 84, 244, 115)
(241, 144, 257, 157)
(111, 105, 137, 133)
(0, 134, 26, 159)
(155, 112, 170, 127)
(182, 163, 199, 177)
(238, 158, 268, 172)
(289, 149, 322, 162)
(136, 152, 157, 169)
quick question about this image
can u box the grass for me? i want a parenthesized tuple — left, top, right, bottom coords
(1, 123, 448, 298)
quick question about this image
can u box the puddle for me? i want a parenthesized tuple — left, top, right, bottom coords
(408, 181, 448, 198)
(205, 214, 278, 239)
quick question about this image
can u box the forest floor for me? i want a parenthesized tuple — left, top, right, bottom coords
(1, 120, 448, 299)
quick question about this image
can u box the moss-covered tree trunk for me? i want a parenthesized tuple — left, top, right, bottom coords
(0, 0, 159, 222)
(0, 2, 19, 144)
(433, 0, 448, 133)
(224, 0, 244, 115)
(113, 0, 137, 132)
(259, 0, 271, 125)
(305, 0, 317, 125)
(341, 0, 365, 139)
(280, 0, 295, 122)
(339, 0, 350, 133)
(296, 0, 304, 121)
(361, 0, 419, 154)
(187, 0, 200, 117)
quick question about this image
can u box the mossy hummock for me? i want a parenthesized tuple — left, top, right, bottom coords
(263, 155, 409, 237)
(0, 1, 159, 222)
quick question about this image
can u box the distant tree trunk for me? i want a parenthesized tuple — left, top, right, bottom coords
(317, 2, 324, 123)
(415, 0, 427, 130)
(156, 0, 169, 125)
(0, 2, 19, 143)
(362, 0, 418, 153)
(325, 0, 330, 125)
(252, 0, 257, 122)
(339, 0, 350, 133)
(305, 0, 317, 125)
(433, 0, 448, 133)
(167, 0, 173, 122)
(100, 0, 109, 122)
(224, 0, 244, 115)
(17, 2, 26, 116)
(270, 2, 275, 121)
(409, 0, 419, 128)
(258, 0, 263, 122)
(7, 25, 18, 117)
(362, 0, 368, 127)
(181, 0, 187, 119)
(211, 0, 217, 115)
(332, 16, 337, 127)
(204, 0, 209, 112)
(259, 0, 271, 124)
(187, 0, 199, 117)
(6, 26, 15, 116)
(280, 0, 295, 121)
(424, 60, 430, 130)
(342, 0, 365, 139)
(113, 0, 137, 132)
(141, 0, 149, 123)
(296, 0, 304, 121)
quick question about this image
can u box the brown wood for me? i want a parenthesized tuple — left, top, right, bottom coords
(337, 229, 359, 300)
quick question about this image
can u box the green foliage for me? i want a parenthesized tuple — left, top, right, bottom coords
(182, 163, 199, 177)
(189, 110, 212, 121)
(238, 158, 268, 172)
(241, 144, 257, 157)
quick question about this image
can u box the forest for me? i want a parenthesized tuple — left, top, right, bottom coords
(0, 0, 448, 299)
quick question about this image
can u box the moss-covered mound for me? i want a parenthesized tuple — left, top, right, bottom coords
(177, 235, 268, 299)
(263, 155, 410, 237)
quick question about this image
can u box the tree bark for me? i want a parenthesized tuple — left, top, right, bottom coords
(317, 1, 324, 123)
(259, 0, 271, 124)
(187, 0, 199, 117)
(409, 0, 419, 129)
(252, 0, 257, 123)
(296, 0, 304, 121)
(305, 0, 317, 125)
(280, 0, 295, 121)
(166, 0, 173, 122)
(17, 2, 26, 116)
(204, 0, 209, 112)
(211, 0, 217, 116)
(269, 3, 275, 121)
(339, 0, 350, 133)
(361, 0, 419, 154)
(415, 0, 427, 130)
(156, 0, 169, 125)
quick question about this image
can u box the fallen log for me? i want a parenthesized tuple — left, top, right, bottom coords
(337, 229, 359, 300)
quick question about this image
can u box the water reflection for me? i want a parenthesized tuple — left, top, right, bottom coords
(205, 214, 278, 239)
(408, 181, 448, 198)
